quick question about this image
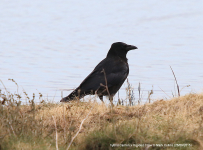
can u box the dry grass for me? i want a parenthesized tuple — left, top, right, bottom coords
(1, 86, 203, 150)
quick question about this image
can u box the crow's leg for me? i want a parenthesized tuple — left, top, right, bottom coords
(109, 96, 114, 107)
(99, 95, 104, 103)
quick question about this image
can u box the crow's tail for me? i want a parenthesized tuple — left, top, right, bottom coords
(60, 88, 84, 102)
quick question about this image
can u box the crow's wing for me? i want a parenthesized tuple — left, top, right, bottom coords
(78, 57, 129, 92)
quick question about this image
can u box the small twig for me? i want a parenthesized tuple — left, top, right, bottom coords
(52, 90, 57, 101)
(66, 104, 94, 150)
(126, 78, 132, 105)
(102, 69, 110, 97)
(8, 78, 19, 93)
(101, 69, 114, 106)
(180, 85, 190, 92)
(9, 121, 16, 137)
(147, 86, 153, 103)
(170, 66, 180, 97)
(138, 82, 141, 104)
(117, 90, 122, 105)
(52, 116, 59, 150)
(158, 86, 172, 99)
(61, 90, 63, 99)
(0, 79, 9, 95)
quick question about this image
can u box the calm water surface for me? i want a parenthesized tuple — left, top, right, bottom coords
(0, 0, 203, 103)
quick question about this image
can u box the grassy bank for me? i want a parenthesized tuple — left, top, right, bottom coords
(1, 87, 203, 149)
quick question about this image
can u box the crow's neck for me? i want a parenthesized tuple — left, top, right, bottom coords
(107, 51, 128, 62)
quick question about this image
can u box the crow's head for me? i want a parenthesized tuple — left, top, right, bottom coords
(107, 42, 138, 58)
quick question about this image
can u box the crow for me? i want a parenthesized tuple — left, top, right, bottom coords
(60, 42, 137, 103)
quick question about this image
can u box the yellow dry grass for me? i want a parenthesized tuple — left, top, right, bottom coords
(1, 93, 203, 150)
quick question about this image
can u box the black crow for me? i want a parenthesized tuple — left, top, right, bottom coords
(60, 42, 137, 103)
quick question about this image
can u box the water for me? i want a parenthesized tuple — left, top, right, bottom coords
(0, 0, 203, 103)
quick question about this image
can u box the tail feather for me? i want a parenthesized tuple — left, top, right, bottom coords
(60, 88, 84, 102)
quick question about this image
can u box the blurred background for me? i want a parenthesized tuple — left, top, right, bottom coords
(0, 0, 203, 103)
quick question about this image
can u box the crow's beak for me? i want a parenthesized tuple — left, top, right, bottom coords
(126, 45, 138, 51)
